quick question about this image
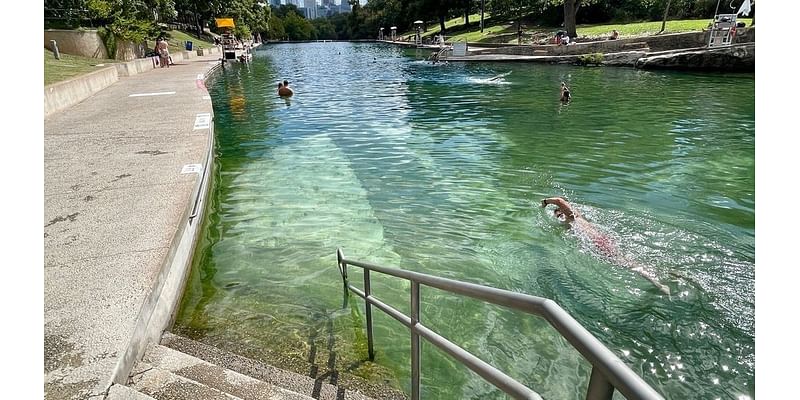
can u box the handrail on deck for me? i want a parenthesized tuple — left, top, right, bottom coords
(336, 248, 664, 400)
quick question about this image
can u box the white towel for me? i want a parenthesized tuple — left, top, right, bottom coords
(737, 0, 751, 17)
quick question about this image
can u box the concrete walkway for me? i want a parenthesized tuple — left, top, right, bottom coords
(44, 52, 222, 399)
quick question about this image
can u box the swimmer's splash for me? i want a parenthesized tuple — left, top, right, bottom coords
(467, 71, 513, 85)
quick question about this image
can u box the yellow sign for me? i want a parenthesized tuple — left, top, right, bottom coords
(215, 18, 235, 28)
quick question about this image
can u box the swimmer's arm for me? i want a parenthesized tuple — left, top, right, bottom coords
(541, 197, 577, 217)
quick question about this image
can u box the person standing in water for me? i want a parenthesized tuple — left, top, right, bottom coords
(541, 196, 670, 295)
(560, 82, 571, 102)
(278, 81, 293, 97)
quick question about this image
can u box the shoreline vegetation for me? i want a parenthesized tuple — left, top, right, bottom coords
(44, 29, 215, 85)
(44, 17, 752, 85)
(402, 15, 753, 44)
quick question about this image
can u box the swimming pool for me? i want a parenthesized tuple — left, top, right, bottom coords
(174, 42, 754, 400)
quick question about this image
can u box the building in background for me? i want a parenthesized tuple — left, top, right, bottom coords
(273, 0, 353, 19)
(300, 0, 318, 19)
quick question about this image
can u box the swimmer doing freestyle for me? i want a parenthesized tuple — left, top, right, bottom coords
(541, 197, 671, 295)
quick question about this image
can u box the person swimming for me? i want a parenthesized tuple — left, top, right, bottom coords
(560, 82, 571, 102)
(542, 196, 670, 295)
(487, 71, 512, 82)
(278, 80, 293, 97)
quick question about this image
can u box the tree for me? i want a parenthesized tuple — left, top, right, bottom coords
(312, 18, 337, 40)
(659, 0, 672, 34)
(267, 13, 285, 40)
(563, 0, 577, 38)
(283, 10, 314, 40)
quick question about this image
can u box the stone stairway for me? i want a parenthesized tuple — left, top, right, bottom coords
(106, 332, 407, 400)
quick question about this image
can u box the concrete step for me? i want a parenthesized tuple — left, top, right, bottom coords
(161, 332, 406, 400)
(127, 360, 242, 399)
(132, 344, 315, 400)
(106, 383, 158, 400)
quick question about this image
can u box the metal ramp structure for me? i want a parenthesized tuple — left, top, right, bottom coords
(336, 248, 665, 400)
(708, 13, 738, 47)
(427, 46, 450, 64)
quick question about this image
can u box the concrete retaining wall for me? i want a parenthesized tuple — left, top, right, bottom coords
(109, 61, 223, 388)
(472, 28, 755, 57)
(115, 57, 160, 77)
(45, 45, 222, 116)
(45, 29, 109, 59)
(44, 66, 118, 118)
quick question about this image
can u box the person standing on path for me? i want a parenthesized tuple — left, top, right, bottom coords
(158, 38, 171, 68)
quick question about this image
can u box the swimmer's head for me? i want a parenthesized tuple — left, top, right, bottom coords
(554, 209, 566, 221)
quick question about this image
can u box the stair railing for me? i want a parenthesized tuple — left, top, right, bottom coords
(336, 248, 664, 400)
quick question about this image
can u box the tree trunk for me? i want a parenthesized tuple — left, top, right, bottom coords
(439, 14, 446, 36)
(564, 0, 578, 38)
(659, 0, 672, 34)
(480, 0, 484, 32)
(193, 3, 203, 38)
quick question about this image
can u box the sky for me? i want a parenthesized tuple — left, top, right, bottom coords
(11, 1, 797, 398)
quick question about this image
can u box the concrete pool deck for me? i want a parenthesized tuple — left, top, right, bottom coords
(44, 51, 223, 399)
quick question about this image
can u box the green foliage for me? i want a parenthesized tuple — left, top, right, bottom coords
(267, 14, 286, 40)
(234, 24, 252, 40)
(96, 26, 117, 58)
(86, 0, 113, 19)
(152, 0, 178, 21)
(217, 0, 270, 39)
(284, 11, 315, 40)
(577, 52, 603, 65)
(165, 29, 215, 52)
(109, 15, 157, 42)
(312, 18, 338, 40)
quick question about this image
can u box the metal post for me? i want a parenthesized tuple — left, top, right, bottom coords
(586, 366, 614, 400)
(337, 249, 349, 307)
(50, 40, 61, 59)
(364, 269, 375, 361)
(411, 281, 420, 400)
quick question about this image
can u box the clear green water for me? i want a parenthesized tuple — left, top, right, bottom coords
(174, 42, 754, 400)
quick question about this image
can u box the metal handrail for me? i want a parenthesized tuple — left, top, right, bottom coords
(336, 248, 664, 400)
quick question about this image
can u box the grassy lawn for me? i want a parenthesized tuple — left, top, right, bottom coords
(44, 49, 117, 86)
(407, 17, 753, 44)
(44, 29, 215, 85)
(403, 13, 492, 38)
(577, 18, 753, 39)
(163, 29, 215, 53)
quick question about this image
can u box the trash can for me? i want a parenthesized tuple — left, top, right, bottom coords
(185, 41, 193, 51)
